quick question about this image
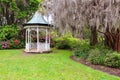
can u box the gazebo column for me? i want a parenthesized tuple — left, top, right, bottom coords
(25, 29, 28, 51)
(37, 27, 39, 51)
(45, 28, 48, 50)
(48, 30, 50, 50)
(28, 28, 30, 51)
(30, 30, 32, 49)
(48, 30, 50, 44)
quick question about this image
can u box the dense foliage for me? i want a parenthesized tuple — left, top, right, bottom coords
(0, 25, 19, 41)
(52, 35, 78, 49)
(73, 40, 120, 68)
(45, 0, 120, 52)
(0, 0, 41, 49)
(45, 0, 120, 69)
(51, 34, 120, 68)
(0, 0, 40, 25)
(104, 53, 120, 68)
(0, 25, 25, 49)
(73, 40, 90, 59)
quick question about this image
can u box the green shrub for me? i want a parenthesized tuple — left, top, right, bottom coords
(72, 39, 89, 49)
(54, 36, 78, 49)
(87, 48, 106, 65)
(74, 48, 89, 59)
(104, 53, 120, 68)
(50, 38, 56, 48)
(73, 40, 120, 68)
(0, 25, 25, 49)
(73, 40, 90, 59)
(56, 37, 70, 49)
(0, 25, 19, 41)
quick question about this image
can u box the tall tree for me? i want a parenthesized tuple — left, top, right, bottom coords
(45, 0, 120, 52)
(0, 0, 40, 26)
(44, 0, 84, 38)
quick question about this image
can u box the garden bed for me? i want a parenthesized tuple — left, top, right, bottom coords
(70, 55, 120, 77)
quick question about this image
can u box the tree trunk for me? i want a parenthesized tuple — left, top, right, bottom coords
(90, 26, 98, 46)
(104, 28, 120, 52)
(71, 26, 76, 37)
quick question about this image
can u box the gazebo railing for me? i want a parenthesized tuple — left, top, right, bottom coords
(26, 42, 50, 52)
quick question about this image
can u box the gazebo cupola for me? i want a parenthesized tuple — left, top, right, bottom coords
(23, 10, 51, 53)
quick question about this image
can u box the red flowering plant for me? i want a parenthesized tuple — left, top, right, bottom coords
(9, 38, 23, 49)
(14, 39, 20, 45)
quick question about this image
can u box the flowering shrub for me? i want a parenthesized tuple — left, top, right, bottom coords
(0, 25, 25, 49)
(0, 38, 25, 49)
(0, 41, 11, 49)
(14, 39, 20, 45)
(9, 38, 24, 49)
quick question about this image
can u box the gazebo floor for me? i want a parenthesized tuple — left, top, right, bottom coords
(24, 49, 51, 53)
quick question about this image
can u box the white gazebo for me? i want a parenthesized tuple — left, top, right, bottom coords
(23, 11, 52, 53)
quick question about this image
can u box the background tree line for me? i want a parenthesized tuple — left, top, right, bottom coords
(44, 0, 120, 52)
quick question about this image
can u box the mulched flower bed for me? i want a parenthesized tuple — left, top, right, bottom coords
(70, 55, 120, 77)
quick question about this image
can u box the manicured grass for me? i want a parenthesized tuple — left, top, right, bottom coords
(0, 49, 119, 80)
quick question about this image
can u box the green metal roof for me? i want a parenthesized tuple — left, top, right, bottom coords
(28, 11, 48, 24)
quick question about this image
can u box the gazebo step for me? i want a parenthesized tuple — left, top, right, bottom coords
(24, 49, 51, 53)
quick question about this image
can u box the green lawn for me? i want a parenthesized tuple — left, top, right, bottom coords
(0, 49, 119, 80)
